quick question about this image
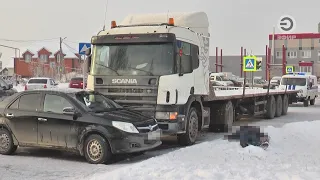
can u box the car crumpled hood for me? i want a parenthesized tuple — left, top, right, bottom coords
(92, 109, 151, 123)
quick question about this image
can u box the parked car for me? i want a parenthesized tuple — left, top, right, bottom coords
(25, 77, 58, 90)
(270, 76, 282, 86)
(69, 77, 86, 89)
(0, 78, 17, 100)
(0, 88, 161, 164)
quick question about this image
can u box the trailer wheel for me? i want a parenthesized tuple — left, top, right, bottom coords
(209, 101, 234, 132)
(177, 107, 198, 146)
(275, 95, 282, 117)
(265, 95, 276, 119)
(282, 95, 289, 115)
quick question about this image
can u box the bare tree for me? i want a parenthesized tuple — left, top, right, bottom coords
(28, 61, 45, 77)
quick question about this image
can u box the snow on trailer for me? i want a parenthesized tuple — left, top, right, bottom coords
(211, 86, 298, 99)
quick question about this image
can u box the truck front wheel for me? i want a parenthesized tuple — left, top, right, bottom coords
(177, 107, 199, 146)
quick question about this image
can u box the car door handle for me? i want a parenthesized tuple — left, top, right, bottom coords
(6, 113, 14, 117)
(38, 118, 47, 122)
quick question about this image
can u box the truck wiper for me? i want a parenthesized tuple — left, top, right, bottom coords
(127, 67, 154, 76)
(94, 63, 120, 75)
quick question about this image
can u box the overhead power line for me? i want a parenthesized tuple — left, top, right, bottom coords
(0, 37, 60, 43)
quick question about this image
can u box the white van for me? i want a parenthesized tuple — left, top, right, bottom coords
(209, 72, 234, 86)
(279, 72, 318, 107)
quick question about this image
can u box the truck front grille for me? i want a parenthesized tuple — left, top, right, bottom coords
(94, 85, 158, 117)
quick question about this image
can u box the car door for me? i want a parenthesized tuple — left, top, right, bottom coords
(4, 93, 41, 145)
(37, 93, 78, 149)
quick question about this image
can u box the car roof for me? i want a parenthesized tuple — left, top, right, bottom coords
(29, 77, 52, 80)
(23, 88, 91, 94)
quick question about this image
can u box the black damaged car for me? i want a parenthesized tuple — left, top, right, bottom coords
(0, 88, 161, 164)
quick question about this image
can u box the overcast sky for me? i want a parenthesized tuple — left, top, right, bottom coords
(0, 0, 319, 67)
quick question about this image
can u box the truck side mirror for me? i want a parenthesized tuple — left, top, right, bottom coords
(85, 55, 91, 73)
(85, 48, 91, 56)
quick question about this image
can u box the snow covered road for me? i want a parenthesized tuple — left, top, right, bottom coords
(1, 85, 320, 180)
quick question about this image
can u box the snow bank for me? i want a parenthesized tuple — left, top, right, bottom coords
(89, 121, 320, 180)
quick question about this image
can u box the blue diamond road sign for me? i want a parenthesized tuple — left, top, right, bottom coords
(243, 56, 257, 72)
(78, 43, 91, 55)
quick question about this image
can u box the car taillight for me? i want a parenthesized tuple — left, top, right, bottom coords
(44, 84, 47, 88)
(24, 85, 27, 91)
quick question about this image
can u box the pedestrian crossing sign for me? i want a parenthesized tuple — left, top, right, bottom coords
(286, 66, 294, 73)
(243, 56, 257, 72)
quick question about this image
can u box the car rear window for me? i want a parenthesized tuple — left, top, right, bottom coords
(71, 77, 83, 81)
(28, 79, 47, 84)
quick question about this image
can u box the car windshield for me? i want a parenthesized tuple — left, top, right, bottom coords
(28, 79, 47, 84)
(71, 91, 123, 112)
(281, 77, 306, 86)
(0, 78, 8, 87)
(220, 76, 229, 81)
(254, 79, 264, 84)
(91, 43, 174, 76)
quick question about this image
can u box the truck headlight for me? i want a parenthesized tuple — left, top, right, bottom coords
(112, 121, 139, 133)
(155, 112, 178, 120)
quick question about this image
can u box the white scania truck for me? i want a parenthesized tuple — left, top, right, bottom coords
(84, 12, 298, 146)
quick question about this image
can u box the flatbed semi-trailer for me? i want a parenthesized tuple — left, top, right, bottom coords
(84, 11, 299, 146)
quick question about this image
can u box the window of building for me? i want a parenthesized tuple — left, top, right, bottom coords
(39, 54, 48, 62)
(301, 50, 311, 58)
(25, 54, 32, 62)
(276, 51, 282, 59)
(287, 51, 297, 59)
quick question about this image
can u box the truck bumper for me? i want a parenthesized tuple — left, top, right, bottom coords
(157, 115, 187, 135)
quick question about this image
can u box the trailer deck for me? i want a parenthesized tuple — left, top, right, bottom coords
(207, 86, 299, 101)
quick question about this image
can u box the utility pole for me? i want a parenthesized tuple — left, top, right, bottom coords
(59, 37, 63, 81)
(59, 37, 66, 81)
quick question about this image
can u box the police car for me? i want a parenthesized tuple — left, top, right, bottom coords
(278, 72, 318, 107)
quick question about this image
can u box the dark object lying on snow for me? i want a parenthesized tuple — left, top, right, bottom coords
(225, 125, 270, 149)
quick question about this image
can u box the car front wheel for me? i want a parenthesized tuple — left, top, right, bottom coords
(0, 128, 17, 155)
(84, 134, 112, 164)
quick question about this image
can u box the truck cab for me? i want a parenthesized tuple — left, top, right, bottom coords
(279, 72, 318, 106)
(85, 12, 210, 146)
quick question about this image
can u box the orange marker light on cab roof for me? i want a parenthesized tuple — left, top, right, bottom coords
(111, 21, 117, 28)
(168, 18, 174, 26)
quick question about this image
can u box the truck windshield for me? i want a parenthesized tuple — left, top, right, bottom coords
(281, 77, 306, 86)
(91, 43, 174, 76)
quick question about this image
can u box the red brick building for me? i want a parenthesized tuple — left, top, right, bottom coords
(14, 47, 82, 78)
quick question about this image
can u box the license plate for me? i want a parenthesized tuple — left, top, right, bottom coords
(147, 130, 161, 140)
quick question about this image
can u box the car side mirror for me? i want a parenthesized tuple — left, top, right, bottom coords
(309, 82, 313, 87)
(63, 107, 81, 119)
(63, 107, 75, 115)
(9, 84, 13, 89)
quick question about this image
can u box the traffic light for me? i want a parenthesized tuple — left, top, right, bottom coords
(256, 57, 262, 71)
